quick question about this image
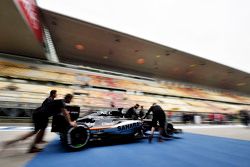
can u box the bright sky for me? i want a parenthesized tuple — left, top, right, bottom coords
(37, 0, 250, 73)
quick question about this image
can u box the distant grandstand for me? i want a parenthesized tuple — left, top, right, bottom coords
(1, 0, 250, 123)
(0, 55, 249, 121)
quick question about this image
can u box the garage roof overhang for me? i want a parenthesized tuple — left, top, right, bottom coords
(40, 9, 250, 94)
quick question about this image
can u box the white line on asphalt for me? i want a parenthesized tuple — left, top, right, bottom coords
(0, 127, 52, 131)
(175, 125, 245, 129)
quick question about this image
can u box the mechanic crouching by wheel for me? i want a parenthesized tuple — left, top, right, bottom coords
(144, 103, 166, 143)
(4, 94, 77, 153)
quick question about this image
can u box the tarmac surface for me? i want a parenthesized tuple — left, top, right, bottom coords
(0, 124, 249, 167)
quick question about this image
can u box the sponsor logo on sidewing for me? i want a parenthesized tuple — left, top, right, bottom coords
(117, 122, 140, 131)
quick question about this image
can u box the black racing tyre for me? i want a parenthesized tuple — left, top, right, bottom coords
(162, 123, 174, 136)
(166, 123, 174, 134)
(65, 124, 90, 150)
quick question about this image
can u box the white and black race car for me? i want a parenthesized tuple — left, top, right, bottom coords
(51, 106, 182, 151)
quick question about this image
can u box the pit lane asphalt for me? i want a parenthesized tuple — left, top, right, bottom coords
(0, 124, 249, 167)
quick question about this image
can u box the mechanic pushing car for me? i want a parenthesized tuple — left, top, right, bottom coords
(38, 89, 57, 144)
(4, 94, 77, 153)
(3, 90, 57, 151)
(145, 103, 166, 143)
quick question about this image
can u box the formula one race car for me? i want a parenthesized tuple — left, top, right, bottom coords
(51, 106, 182, 151)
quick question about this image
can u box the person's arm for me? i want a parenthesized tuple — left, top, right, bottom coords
(144, 106, 153, 119)
(62, 108, 77, 127)
(140, 110, 144, 118)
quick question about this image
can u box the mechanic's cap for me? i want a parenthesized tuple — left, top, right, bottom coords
(135, 104, 139, 107)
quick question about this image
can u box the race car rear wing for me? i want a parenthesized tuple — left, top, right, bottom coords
(66, 105, 80, 121)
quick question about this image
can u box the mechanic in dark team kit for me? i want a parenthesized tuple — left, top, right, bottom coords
(3, 90, 57, 150)
(41, 90, 57, 107)
(145, 103, 166, 143)
(139, 106, 145, 120)
(32, 93, 77, 152)
(4, 94, 77, 153)
(125, 104, 140, 119)
(37, 90, 57, 143)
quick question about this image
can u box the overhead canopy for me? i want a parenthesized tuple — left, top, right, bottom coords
(0, 0, 45, 59)
(1, 1, 250, 94)
(40, 9, 250, 94)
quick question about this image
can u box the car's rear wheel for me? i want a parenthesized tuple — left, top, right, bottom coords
(61, 124, 90, 150)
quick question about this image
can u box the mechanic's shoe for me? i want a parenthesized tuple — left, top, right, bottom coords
(28, 147, 43, 153)
(148, 136, 153, 143)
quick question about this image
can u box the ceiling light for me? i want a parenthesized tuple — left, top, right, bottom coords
(237, 83, 246, 86)
(187, 71, 193, 75)
(75, 44, 85, 50)
(103, 56, 108, 59)
(189, 64, 197, 68)
(137, 58, 145, 64)
(156, 55, 161, 58)
(173, 67, 179, 72)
